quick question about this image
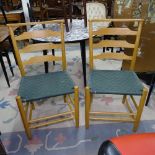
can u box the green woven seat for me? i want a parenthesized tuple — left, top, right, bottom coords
(18, 71, 75, 102)
(89, 70, 143, 95)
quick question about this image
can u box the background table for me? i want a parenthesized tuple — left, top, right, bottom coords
(30, 19, 89, 86)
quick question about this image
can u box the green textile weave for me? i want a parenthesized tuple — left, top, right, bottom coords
(18, 71, 75, 102)
(89, 70, 143, 95)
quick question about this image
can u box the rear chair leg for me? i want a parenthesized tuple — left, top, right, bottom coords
(16, 96, 32, 139)
(122, 95, 127, 104)
(90, 93, 93, 111)
(133, 88, 148, 132)
(64, 95, 67, 103)
(74, 86, 79, 128)
(31, 102, 35, 110)
(85, 87, 90, 129)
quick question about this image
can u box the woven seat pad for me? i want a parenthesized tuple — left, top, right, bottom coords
(18, 71, 75, 102)
(89, 70, 143, 95)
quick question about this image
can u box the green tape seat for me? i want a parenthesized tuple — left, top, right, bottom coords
(18, 71, 75, 102)
(89, 70, 143, 95)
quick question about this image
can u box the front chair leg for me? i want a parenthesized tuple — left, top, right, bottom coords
(74, 86, 79, 128)
(16, 96, 32, 139)
(133, 88, 148, 132)
(85, 87, 90, 128)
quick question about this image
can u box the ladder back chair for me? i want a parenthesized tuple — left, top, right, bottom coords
(8, 20, 79, 139)
(86, 19, 148, 131)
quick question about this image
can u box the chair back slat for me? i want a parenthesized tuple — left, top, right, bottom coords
(15, 30, 61, 41)
(93, 53, 132, 61)
(19, 43, 61, 53)
(89, 19, 144, 70)
(93, 40, 134, 48)
(8, 20, 66, 76)
(23, 55, 62, 66)
(93, 28, 137, 36)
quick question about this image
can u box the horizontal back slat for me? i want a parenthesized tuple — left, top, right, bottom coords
(15, 30, 61, 41)
(23, 55, 62, 66)
(89, 19, 144, 23)
(93, 28, 137, 36)
(93, 53, 132, 60)
(7, 20, 64, 27)
(19, 43, 61, 53)
(93, 40, 134, 48)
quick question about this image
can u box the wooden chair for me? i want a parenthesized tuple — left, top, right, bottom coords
(85, 19, 148, 132)
(8, 20, 79, 139)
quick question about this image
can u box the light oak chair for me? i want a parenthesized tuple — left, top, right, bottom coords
(85, 19, 148, 131)
(8, 20, 79, 139)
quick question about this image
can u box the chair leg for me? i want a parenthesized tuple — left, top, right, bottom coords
(16, 96, 32, 139)
(64, 95, 67, 103)
(85, 87, 90, 128)
(133, 88, 148, 132)
(90, 93, 93, 111)
(0, 52, 10, 87)
(5, 51, 14, 76)
(122, 95, 127, 104)
(103, 47, 106, 53)
(31, 102, 35, 110)
(74, 86, 79, 128)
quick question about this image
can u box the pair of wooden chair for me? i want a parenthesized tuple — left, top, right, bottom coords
(8, 19, 147, 139)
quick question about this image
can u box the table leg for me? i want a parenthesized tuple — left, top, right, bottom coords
(145, 73, 155, 106)
(43, 50, 48, 73)
(80, 40, 86, 86)
(0, 52, 10, 87)
(52, 49, 55, 66)
(9, 37, 18, 65)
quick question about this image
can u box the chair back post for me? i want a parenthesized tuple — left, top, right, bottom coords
(60, 22, 67, 71)
(89, 20, 94, 70)
(130, 20, 144, 71)
(8, 25, 26, 76)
